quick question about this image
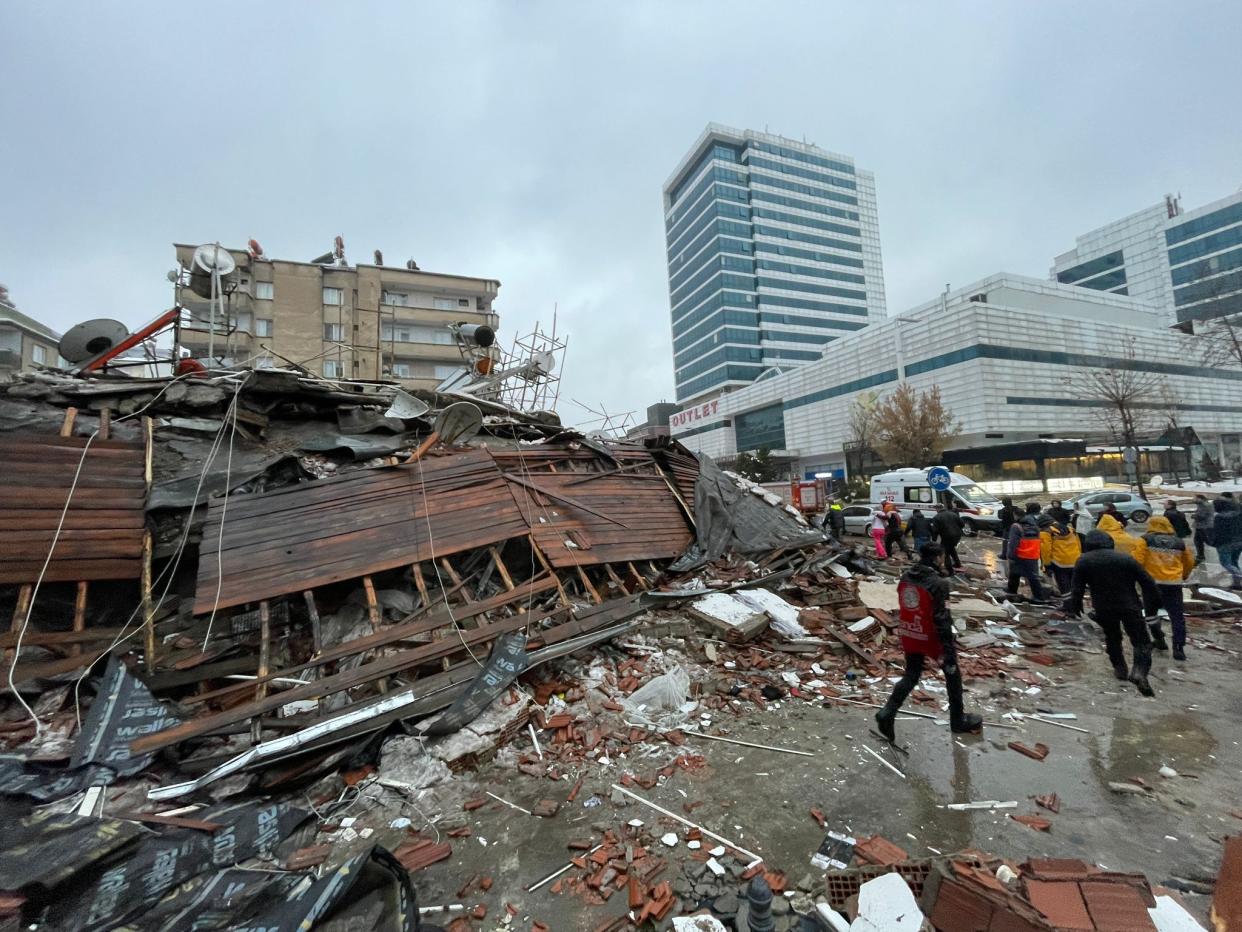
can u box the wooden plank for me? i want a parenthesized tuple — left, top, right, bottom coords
(142, 530, 155, 672)
(98, 407, 111, 441)
(502, 474, 630, 527)
(6, 585, 33, 663)
(59, 407, 78, 437)
(603, 563, 631, 596)
(72, 582, 88, 657)
(0, 626, 126, 649)
(252, 601, 271, 744)
(576, 566, 604, 605)
(362, 576, 381, 628)
(181, 576, 558, 706)
(131, 601, 572, 755)
(0, 559, 143, 585)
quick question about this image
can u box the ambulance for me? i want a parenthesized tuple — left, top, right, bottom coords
(869, 467, 1003, 536)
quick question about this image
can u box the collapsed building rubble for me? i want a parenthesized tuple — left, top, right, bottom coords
(0, 366, 1238, 930)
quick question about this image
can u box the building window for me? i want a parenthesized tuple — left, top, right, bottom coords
(32, 344, 46, 365)
(255, 319, 273, 337)
(324, 323, 344, 341)
(433, 298, 457, 310)
(381, 324, 453, 344)
(391, 362, 411, 377)
(323, 287, 344, 306)
(256, 355, 275, 369)
(434, 364, 464, 379)
(734, 402, 786, 452)
(254, 281, 274, 300)
(458, 297, 470, 307)
(323, 360, 344, 378)
(235, 312, 253, 333)
(382, 290, 409, 306)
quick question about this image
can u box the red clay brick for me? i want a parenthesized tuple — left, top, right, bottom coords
(1025, 879, 1092, 930)
(1080, 881, 1157, 931)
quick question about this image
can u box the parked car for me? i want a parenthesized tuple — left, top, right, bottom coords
(1065, 490, 1152, 523)
(838, 502, 906, 536)
(837, 503, 874, 536)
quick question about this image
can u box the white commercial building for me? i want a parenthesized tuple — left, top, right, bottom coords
(663, 124, 886, 404)
(1052, 189, 1242, 328)
(670, 273, 1242, 484)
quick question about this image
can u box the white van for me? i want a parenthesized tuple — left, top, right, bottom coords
(869, 467, 1003, 536)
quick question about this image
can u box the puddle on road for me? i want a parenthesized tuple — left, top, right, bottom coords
(1089, 712, 1217, 785)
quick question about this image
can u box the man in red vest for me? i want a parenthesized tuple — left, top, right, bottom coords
(875, 542, 983, 741)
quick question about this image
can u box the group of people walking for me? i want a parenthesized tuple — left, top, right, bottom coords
(863, 489, 1242, 741)
(862, 500, 967, 573)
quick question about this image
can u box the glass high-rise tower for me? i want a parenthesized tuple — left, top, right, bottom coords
(664, 124, 886, 404)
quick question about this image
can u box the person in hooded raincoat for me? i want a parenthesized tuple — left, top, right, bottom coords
(1041, 514, 1082, 596)
(1140, 515, 1195, 661)
(1096, 513, 1147, 565)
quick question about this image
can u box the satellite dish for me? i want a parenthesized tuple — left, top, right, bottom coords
(435, 401, 483, 445)
(188, 244, 237, 298)
(58, 319, 130, 364)
(192, 244, 236, 276)
(385, 388, 431, 421)
(531, 350, 556, 375)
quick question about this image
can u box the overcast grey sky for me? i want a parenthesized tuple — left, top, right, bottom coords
(3, 2, 1240, 425)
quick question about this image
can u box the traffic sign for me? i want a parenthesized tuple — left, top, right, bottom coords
(927, 466, 952, 491)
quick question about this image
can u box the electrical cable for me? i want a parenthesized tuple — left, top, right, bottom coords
(7, 368, 223, 732)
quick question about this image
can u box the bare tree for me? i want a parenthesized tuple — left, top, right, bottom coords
(1063, 336, 1169, 500)
(1186, 259, 1242, 369)
(872, 383, 961, 467)
(847, 390, 882, 451)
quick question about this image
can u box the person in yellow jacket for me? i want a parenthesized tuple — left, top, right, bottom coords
(1040, 515, 1082, 595)
(1140, 515, 1196, 661)
(1096, 513, 1147, 565)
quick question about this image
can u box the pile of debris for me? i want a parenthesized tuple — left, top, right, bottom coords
(1, 366, 1237, 931)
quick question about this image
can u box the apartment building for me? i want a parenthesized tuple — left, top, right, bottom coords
(0, 288, 62, 378)
(173, 244, 500, 390)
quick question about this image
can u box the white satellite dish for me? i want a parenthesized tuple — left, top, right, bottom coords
(530, 349, 556, 376)
(58, 319, 131, 364)
(188, 244, 237, 299)
(192, 244, 236, 276)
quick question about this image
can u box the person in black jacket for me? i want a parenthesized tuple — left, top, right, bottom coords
(904, 508, 936, 551)
(1069, 530, 1162, 696)
(875, 542, 982, 741)
(998, 497, 1018, 560)
(931, 502, 965, 573)
(884, 510, 909, 558)
(1162, 500, 1191, 539)
(1046, 499, 1071, 524)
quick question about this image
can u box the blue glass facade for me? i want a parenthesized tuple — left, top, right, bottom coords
(665, 129, 880, 403)
(1165, 200, 1242, 323)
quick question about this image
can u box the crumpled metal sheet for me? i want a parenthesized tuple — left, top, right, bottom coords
(669, 454, 823, 571)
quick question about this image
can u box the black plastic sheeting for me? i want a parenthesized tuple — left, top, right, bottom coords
(0, 804, 145, 892)
(669, 455, 823, 571)
(44, 799, 309, 931)
(416, 632, 529, 737)
(0, 655, 182, 802)
(115, 844, 417, 932)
